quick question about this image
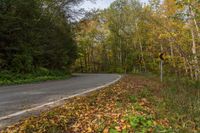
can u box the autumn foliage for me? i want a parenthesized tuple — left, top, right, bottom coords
(2, 76, 173, 133)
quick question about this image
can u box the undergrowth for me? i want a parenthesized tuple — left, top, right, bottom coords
(0, 68, 70, 86)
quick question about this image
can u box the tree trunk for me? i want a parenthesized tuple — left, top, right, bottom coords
(189, 3, 199, 80)
(190, 28, 198, 80)
(189, 5, 200, 39)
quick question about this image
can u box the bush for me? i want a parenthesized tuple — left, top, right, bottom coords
(11, 54, 33, 73)
(115, 67, 125, 74)
(0, 69, 71, 86)
(35, 67, 50, 75)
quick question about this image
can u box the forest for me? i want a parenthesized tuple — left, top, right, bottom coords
(1, 0, 200, 132)
(1, 0, 200, 83)
(75, 0, 200, 81)
(0, 0, 79, 84)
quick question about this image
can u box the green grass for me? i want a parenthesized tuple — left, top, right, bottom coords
(0, 68, 71, 86)
(161, 77, 200, 132)
(135, 74, 200, 132)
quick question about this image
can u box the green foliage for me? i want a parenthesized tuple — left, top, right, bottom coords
(115, 67, 126, 74)
(109, 128, 128, 133)
(124, 114, 172, 133)
(0, 70, 70, 85)
(11, 53, 33, 73)
(129, 95, 137, 103)
(138, 87, 152, 98)
(0, 0, 78, 76)
(109, 128, 119, 133)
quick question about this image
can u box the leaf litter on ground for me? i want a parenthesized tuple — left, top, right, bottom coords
(1, 75, 173, 133)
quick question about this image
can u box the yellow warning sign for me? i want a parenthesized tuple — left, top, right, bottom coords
(159, 52, 165, 60)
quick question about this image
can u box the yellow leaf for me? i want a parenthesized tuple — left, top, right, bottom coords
(87, 127, 92, 132)
(103, 128, 109, 133)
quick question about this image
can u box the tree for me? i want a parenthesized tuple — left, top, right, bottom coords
(74, 0, 200, 81)
(0, 0, 81, 73)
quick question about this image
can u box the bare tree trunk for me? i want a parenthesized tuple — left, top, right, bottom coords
(139, 41, 146, 72)
(188, 3, 199, 80)
(135, 22, 146, 72)
(189, 5, 200, 39)
(183, 58, 188, 76)
(189, 64, 194, 80)
(91, 46, 96, 72)
(170, 43, 176, 74)
(190, 28, 198, 80)
(80, 58, 83, 72)
(84, 54, 87, 72)
(119, 38, 123, 67)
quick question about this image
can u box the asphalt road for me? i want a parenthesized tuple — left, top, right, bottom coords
(0, 73, 120, 128)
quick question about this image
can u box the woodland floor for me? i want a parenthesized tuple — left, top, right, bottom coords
(1, 75, 199, 133)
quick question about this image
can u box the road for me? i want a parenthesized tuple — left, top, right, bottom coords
(0, 73, 120, 128)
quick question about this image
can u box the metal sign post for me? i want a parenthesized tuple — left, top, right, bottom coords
(160, 60, 163, 82)
(159, 53, 165, 82)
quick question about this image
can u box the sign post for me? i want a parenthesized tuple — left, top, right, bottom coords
(159, 53, 165, 82)
(160, 60, 163, 82)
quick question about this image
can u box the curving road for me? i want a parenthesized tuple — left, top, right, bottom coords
(0, 73, 120, 128)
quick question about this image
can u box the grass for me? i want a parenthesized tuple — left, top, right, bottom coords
(0, 69, 71, 86)
(161, 76, 200, 132)
(1, 74, 200, 133)
(133, 74, 200, 132)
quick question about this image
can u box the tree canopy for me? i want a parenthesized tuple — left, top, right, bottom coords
(1, 0, 200, 80)
(0, 0, 82, 73)
(75, 0, 200, 80)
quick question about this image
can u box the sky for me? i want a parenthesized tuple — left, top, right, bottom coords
(80, 0, 149, 11)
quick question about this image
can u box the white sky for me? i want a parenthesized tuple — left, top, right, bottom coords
(80, 0, 149, 11)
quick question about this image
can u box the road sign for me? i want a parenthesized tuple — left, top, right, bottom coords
(159, 52, 165, 60)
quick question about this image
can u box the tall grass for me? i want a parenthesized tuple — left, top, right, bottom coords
(162, 76, 200, 132)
